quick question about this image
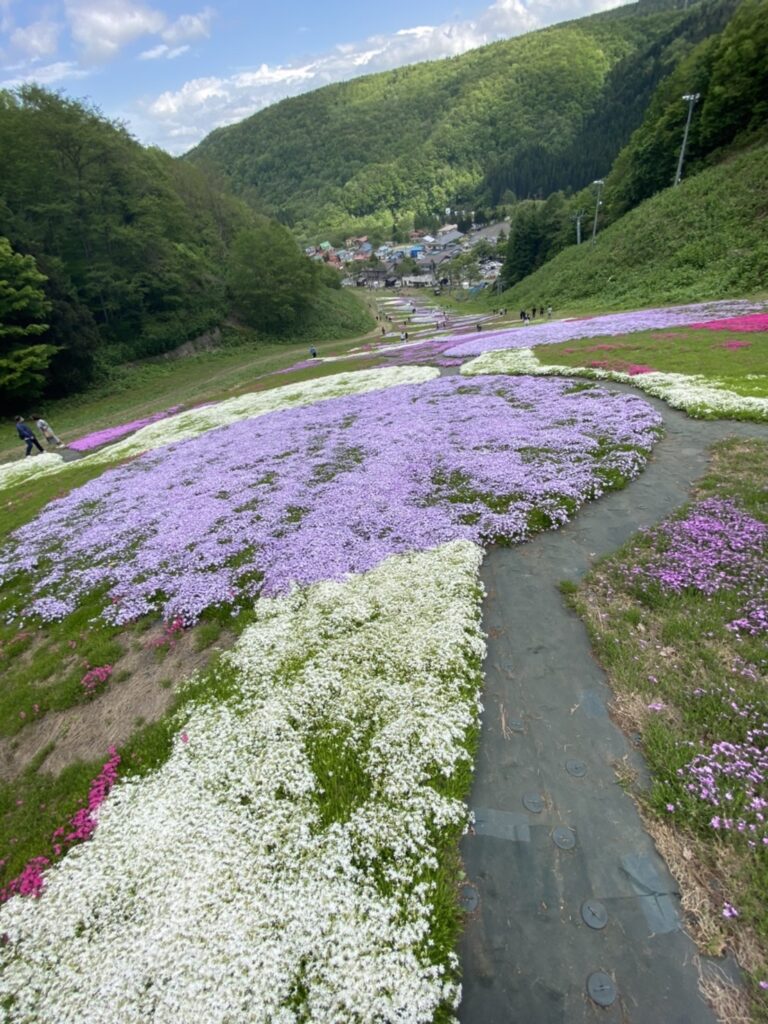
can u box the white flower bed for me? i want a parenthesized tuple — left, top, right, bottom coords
(0, 540, 485, 1024)
(0, 453, 65, 491)
(461, 348, 768, 420)
(0, 367, 438, 492)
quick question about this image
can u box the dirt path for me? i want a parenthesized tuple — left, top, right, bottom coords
(458, 384, 768, 1023)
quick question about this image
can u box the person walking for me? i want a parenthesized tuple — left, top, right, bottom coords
(15, 416, 44, 456)
(308, 346, 318, 359)
(32, 413, 63, 447)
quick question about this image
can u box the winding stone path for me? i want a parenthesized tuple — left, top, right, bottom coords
(458, 385, 768, 1023)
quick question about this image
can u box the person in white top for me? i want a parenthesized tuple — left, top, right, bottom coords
(32, 414, 63, 447)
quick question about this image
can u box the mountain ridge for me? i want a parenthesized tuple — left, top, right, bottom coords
(187, 0, 731, 241)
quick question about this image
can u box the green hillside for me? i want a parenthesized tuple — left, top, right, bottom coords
(0, 88, 371, 405)
(496, 143, 768, 312)
(188, 0, 736, 241)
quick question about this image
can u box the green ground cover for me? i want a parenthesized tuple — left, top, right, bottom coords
(567, 438, 768, 1016)
(535, 325, 768, 398)
(493, 145, 768, 314)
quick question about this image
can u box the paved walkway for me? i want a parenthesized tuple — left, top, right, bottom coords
(459, 385, 768, 1023)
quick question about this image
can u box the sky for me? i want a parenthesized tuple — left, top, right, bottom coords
(0, 0, 631, 154)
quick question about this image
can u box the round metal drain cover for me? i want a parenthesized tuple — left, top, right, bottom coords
(566, 758, 587, 778)
(587, 971, 617, 1007)
(458, 882, 479, 914)
(552, 826, 576, 850)
(523, 792, 544, 814)
(581, 899, 608, 930)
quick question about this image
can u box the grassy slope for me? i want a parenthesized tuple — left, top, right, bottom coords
(495, 144, 768, 312)
(535, 324, 768, 396)
(568, 439, 768, 1017)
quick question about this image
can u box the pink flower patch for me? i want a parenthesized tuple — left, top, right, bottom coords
(80, 664, 113, 694)
(627, 364, 655, 376)
(719, 339, 752, 350)
(691, 313, 768, 332)
(0, 748, 120, 903)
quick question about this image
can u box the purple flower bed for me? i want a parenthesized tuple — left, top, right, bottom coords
(443, 300, 765, 357)
(625, 498, 767, 636)
(377, 339, 466, 367)
(69, 407, 184, 451)
(0, 376, 661, 625)
(680, 690, 768, 849)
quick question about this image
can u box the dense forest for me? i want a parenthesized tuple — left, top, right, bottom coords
(0, 88, 370, 406)
(187, 0, 743, 242)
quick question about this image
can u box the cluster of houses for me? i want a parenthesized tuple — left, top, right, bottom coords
(304, 222, 506, 288)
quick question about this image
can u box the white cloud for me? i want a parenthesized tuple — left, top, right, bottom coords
(139, 43, 167, 59)
(161, 7, 213, 45)
(0, 59, 89, 88)
(0, 0, 14, 35)
(66, 0, 166, 61)
(140, 42, 190, 60)
(137, 0, 631, 153)
(10, 17, 59, 58)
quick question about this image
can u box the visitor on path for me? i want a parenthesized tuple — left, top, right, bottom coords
(15, 416, 44, 456)
(381, 326, 386, 335)
(520, 310, 526, 322)
(399, 331, 406, 342)
(539, 306, 545, 318)
(32, 414, 63, 447)
(547, 305, 553, 318)
(309, 346, 318, 359)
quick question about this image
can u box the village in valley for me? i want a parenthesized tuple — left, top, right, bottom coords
(304, 220, 507, 289)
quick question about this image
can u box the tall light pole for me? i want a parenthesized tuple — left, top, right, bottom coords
(572, 209, 586, 245)
(674, 93, 700, 186)
(591, 180, 604, 245)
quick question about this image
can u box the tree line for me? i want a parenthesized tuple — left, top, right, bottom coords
(0, 88, 361, 407)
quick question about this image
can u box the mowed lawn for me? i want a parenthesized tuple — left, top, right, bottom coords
(535, 325, 768, 398)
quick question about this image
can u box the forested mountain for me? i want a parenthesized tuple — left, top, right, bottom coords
(496, 0, 767, 289)
(187, 0, 738, 242)
(0, 88, 370, 406)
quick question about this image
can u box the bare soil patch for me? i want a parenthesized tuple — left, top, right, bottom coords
(0, 624, 232, 780)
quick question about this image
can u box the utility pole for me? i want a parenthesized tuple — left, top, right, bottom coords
(591, 180, 604, 245)
(674, 93, 700, 186)
(572, 209, 586, 245)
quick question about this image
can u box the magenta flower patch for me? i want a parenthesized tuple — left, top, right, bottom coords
(691, 313, 768, 333)
(69, 407, 184, 451)
(0, 376, 661, 626)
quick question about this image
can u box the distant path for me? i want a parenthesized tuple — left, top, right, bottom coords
(458, 382, 768, 1023)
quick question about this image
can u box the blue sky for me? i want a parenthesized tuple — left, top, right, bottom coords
(0, 0, 629, 153)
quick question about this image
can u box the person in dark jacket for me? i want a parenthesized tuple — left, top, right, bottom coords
(15, 416, 44, 456)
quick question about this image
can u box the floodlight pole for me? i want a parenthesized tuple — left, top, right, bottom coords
(674, 93, 700, 186)
(591, 180, 604, 245)
(572, 210, 585, 245)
